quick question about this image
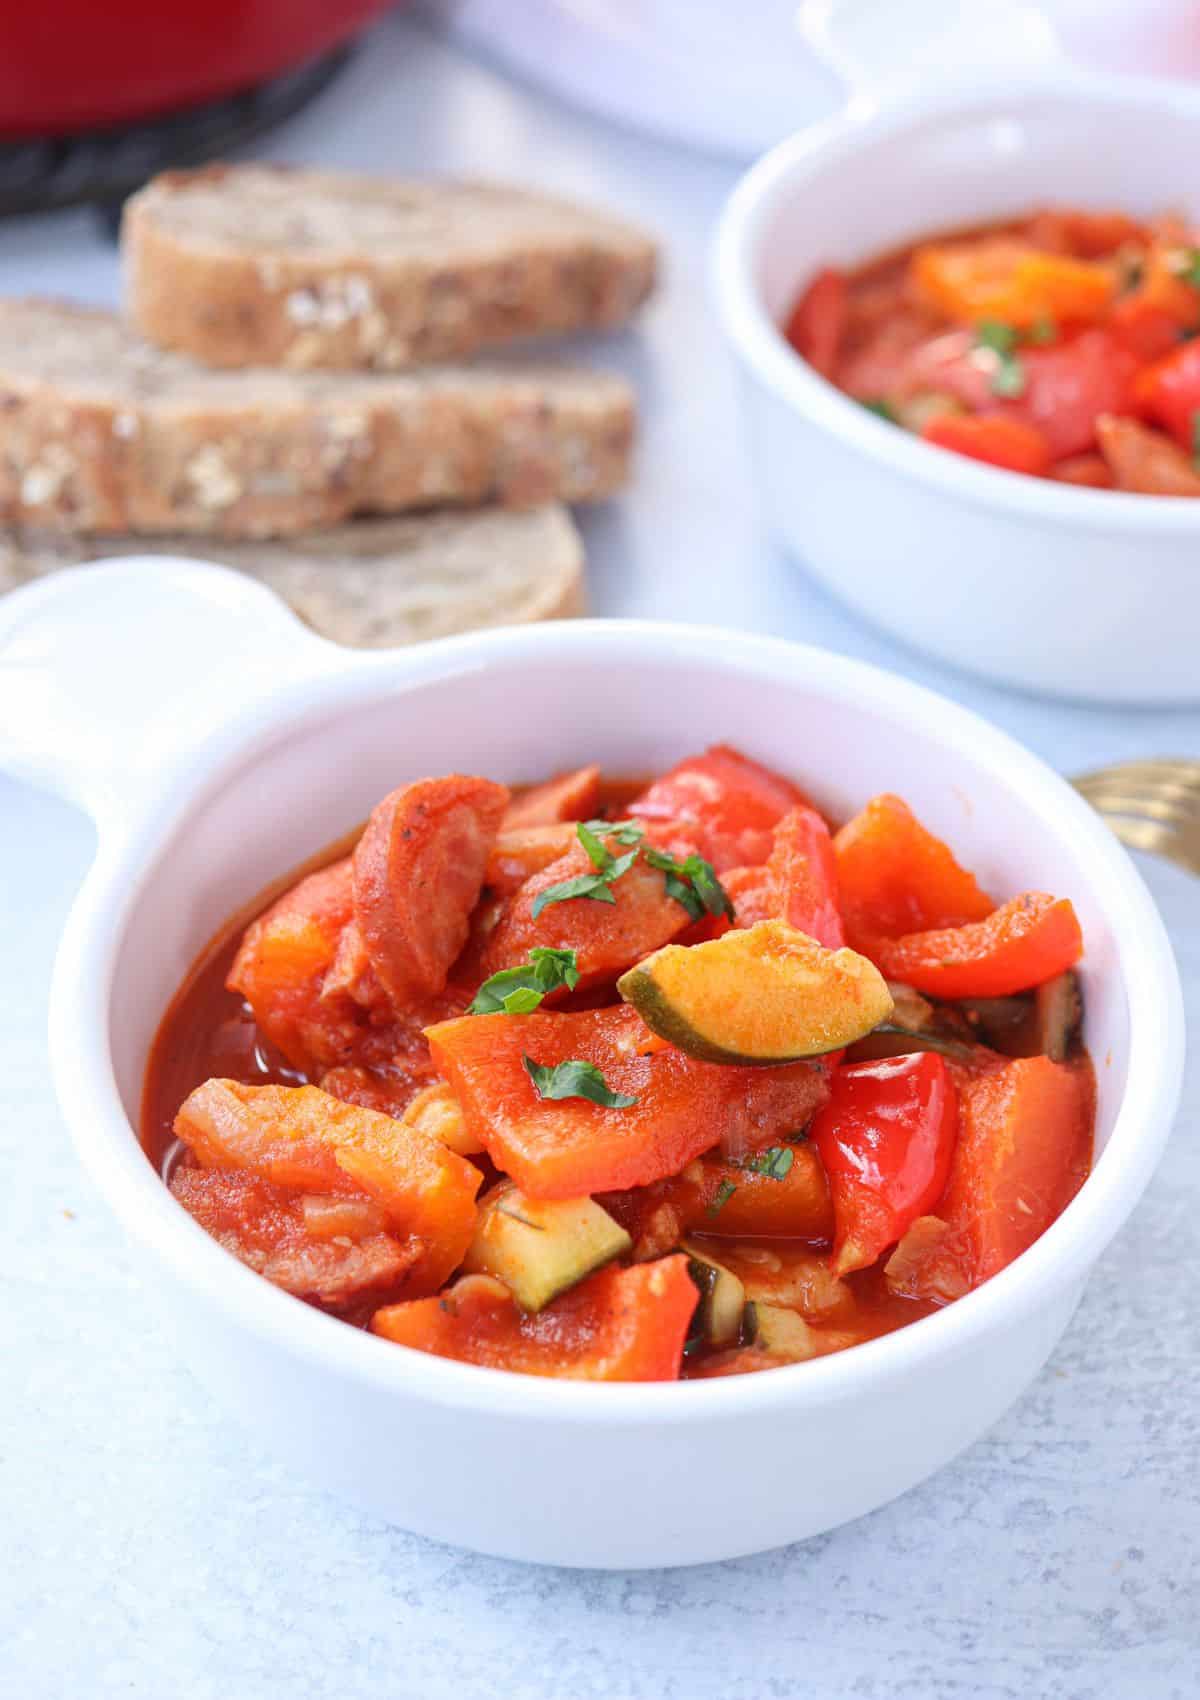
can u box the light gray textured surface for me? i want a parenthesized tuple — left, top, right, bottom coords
(1, 14, 1197, 1698)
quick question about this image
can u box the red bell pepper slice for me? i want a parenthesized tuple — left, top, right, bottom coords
(372, 1256, 698, 1381)
(1131, 336, 1200, 453)
(784, 266, 849, 379)
(725, 805, 844, 950)
(833, 793, 993, 958)
(425, 1005, 829, 1200)
(921, 413, 1053, 476)
(1096, 412, 1200, 496)
(810, 1052, 959, 1275)
(895, 1055, 1094, 1293)
(628, 744, 810, 872)
(872, 893, 1083, 999)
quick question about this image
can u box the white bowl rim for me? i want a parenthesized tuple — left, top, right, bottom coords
(713, 67, 1200, 535)
(50, 610, 1185, 1426)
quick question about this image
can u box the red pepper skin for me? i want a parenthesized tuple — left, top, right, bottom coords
(810, 1052, 959, 1276)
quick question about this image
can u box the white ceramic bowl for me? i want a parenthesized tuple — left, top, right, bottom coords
(714, 74, 1200, 703)
(0, 559, 1184, 1566)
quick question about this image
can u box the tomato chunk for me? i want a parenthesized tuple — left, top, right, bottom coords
(922, 413, 1052, 476)
(784, 266, 849, 379)
(425, 1005, 829, 1199)
(629, 744, 809, 871)
(725, 805, 844, 950)
(833, 793, 993, 957)
(372, 1257, 698, 1381)
(174, 1080, 481, 1295)
(1004, 330, 1140, 460)
(899, 1056, 1093, 1291)
(501, 766, 601, 831)
(874, 893, 1083, 999)
(170, 1166, 415, 1307)
(352, 775, 509, 1006)
(810, 1052, 959, 1274)
(479, 827, 694, 988)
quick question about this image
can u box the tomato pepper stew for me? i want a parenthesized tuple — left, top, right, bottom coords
(143, 748, 1094, 1382)
(786, 206, 1200, 493)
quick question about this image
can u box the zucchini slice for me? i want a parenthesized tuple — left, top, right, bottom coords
(683, 1242, 746, 1348)
(617, 920, 893, 1066)
(462, 1183, 631, 1312)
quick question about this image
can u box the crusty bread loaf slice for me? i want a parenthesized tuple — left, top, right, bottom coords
(0, 300, 634, 537)
(124, 166, 657, 370)
(0, 503, 585, 648)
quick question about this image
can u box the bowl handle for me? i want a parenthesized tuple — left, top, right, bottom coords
(796, 0, 1061, 109)
(0, 556, 340, 826)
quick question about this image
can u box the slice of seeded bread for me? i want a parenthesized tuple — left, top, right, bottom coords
(0, 300, 634, 537)
(0, 503, 586, 648)
(124, 166, 658, 370)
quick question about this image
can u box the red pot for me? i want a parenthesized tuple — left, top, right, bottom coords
(0, 0, 396, 137)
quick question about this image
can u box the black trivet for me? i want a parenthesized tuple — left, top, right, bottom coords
(0, 46, 351, 234)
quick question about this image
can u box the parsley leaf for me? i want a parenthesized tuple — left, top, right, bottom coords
(581, 818, 644, 847)
(1029, 314, 1058, 345)
(522, 1055, 637, 1108)
(1173, 247, 1200, 291)
(643, 846, 735, 921)
(706, 1178, 738, 1218)
(663, 872, 704, 923)
(468, 947, 580, 1014)
(531, 829, 641, 918)
(974, 318, 1026, 398)
(576, 820, 615, 871)
(741, 1146, 795, 1181)
(860, 397, 898, 423)
(531, 870, 617, 916)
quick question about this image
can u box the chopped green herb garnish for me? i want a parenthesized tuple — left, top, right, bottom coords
(521, 1055, 637, 1108)
(975, 319, 1018, 355)
(643, 846, 735, 922)
(1029, 314, 1058, 345)
(581, 818, 644, 847)
(706, 1178, 738, 1218)
(662, 872, 704, 923)
(1173, 247, 1200, 291)
(974, 318, 1026, 398)
(576, 819, 615, 871)
(1191, 409, 1200, 471)
(860, 397, 898, 423)
(740, 1146, 796, 1181)
(531, 846, 640, 918)
(468, 946, 580, 1014)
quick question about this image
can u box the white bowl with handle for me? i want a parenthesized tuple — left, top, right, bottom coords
(0, 559, 1183, 1565)
(714, 73, 1200, 702)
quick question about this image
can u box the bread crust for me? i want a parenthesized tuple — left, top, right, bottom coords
(124, 166, 657, 370)
(0, 301, 634, 537)
(0, 504, 586, 648)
